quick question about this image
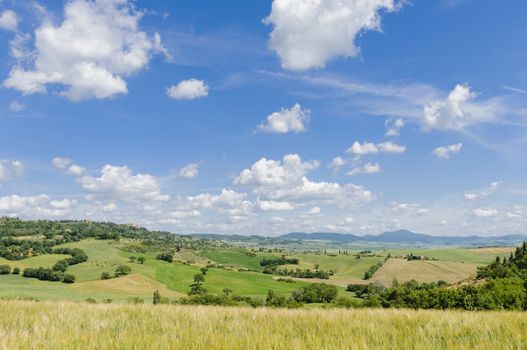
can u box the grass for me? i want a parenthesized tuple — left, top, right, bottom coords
(200, 249, 271, 271)
(0, 254, 66, 270)
(372, 258, 481, 286)
(1, 300, 526, 349)
(384, 247, 513, 264)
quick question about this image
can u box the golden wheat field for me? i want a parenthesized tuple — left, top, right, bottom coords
(0, 301, 526, 350)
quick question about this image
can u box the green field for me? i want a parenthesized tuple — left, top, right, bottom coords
(0, 236, 512, 303)
(383, 247, 513, 264)
(1, 300, 526, 350)
(0, 239, 312, 302)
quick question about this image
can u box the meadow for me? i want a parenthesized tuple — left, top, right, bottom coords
(0, 300, 526, 350)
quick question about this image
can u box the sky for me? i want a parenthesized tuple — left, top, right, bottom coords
(0, 0, 526, 236)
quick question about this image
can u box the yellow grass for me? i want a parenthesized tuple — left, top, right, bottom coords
(70, 273, 184, 299)
(0, 300, 526, 350)
(372, 258, 479, 286)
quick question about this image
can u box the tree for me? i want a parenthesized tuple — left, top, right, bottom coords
(101, 272, 111, 280)
(193, 274, 205, 284)
(62, 274, 76, 283)
(137, 256, 145, 264)
(153, 290, 161, 305)
(114, 265, 131, 277)
(223, 288, 233, 296)
(129, 256, 137, 263)
(200, 267, 208, 275)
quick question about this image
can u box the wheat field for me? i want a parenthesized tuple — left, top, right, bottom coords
(0, 301, 526, 349)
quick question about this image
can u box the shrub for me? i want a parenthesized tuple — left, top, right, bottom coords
(62, 274, 76, 284)
(12, 267, 20, 275)
(156, 252, 173, 263)
(114, 265, 131, 277)
(0, 265, 11, 275)
(101, 272, 111, 280)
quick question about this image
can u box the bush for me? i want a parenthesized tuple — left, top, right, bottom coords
(292, 283, 338, 303)
(12, 267, 20, 274)
(156, 252, 173, 263)
(62, 274, 76, 283)
(0, 265, 11, 275)
(101, 272, 111, 280)
(114, 265, 131, 277)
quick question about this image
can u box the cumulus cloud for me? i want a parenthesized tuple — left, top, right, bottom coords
(432, 143, 463, 159)
(166, 79, 209, 100)
(78, 164, 169, 203)
(0, 159, 23, 182)
(184, 189, 253, 217)
(0, 194, 76, 217)
(346, 141, 406, 155)
(391, 202, 429, 216)
(4, 0, 167, 101)
(423, 84, 508, 131)
(465, 181, 502, 200)
(328, 156, 347, 170)
(473, 208, 498, 218)
(257, 103, 310, 133)
(385, 118, 405, 136)
(264, 0, 403, 70)
(0, 10, 18, 31)
(179, 163, 199, 179)
(234, 154, 374, 205)
(52, 157, 86, 175)
(9, 100, 26, 112)
(256, 198, 294, 211)
(347, 162, 380, 176)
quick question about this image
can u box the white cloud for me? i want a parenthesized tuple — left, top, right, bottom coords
(391, 202, 429, 216)
(184, 189, 253, 216)
(0, 10, 18, 31)
(257, 103, 310, 133)
(169, 210, 201, 219)
(423, 84, 508, 131)
(52, 157, 86, 175)
(464, 181, 502, 200)
(328, 156, 347, 170)
(52, 157, 72, 169)
(49, 198, 78, 210)
(166, 79, 209, 100)
(264, 0, 402, 70)
(377, 141, 406, 153)
(103, 202, 117, 213)
(307, 206, 321, 215)
(0, 159, 23, 182)
(4, 0, 166, 101)
(10, 100, 26, 112)
(346, 141, 405, 155)
(0, 194, 76, 217)
(433, 143, 463, 159)
(473, 208, 498, 218)
(67, 164, 86, 176)
(347, 162, 380, 176)
(78, 165, 169, 203)
(234, 154, 374, 205)
(346, 141, 379, 155)
(256, 198, 294, 211)
(179, 163, 199, 179)
(385, 118, 405, 136)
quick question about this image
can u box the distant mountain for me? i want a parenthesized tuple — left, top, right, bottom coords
(279, 230, 527, 246)
(192, 230, 527, 246)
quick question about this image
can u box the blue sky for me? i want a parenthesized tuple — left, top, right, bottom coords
(0, 0, 526, 236)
